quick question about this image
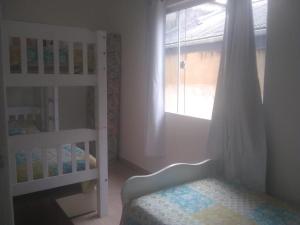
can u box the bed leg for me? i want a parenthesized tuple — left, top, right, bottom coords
(96, 177, 108, 217)
(95, 30, 108, 218)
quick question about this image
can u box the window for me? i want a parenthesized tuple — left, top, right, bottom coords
(164, 0, 268, 120)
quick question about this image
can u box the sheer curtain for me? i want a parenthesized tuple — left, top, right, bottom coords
(145, 0, 166, 156)
(207, 0, 267, 192)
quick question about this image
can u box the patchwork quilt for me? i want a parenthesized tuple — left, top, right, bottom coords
(121, 178, 300, 225)
(16, 144, 96, 183)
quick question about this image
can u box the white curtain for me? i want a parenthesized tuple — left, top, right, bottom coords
(207, 0, 267, 192)
(145, 0, 166, 156)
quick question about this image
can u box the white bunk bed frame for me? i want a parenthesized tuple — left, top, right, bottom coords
(7, 106, 40, 121)
(1, 20, 108, 222)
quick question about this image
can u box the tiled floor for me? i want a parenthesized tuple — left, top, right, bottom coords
(72, 162, 143, 225)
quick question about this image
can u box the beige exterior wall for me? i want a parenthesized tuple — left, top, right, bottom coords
(165, 48, 266, 118)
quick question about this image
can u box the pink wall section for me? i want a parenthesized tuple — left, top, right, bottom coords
(108, 0, 212, 173)
(120, 113, 210, 173)
(264, 0, 300, 206)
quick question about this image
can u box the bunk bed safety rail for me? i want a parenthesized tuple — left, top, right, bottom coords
(8, 129, 98, 196)
(8, 107, 40, 121)
(3, 21, 98, 87)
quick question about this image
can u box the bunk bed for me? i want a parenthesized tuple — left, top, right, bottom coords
(1, 20, 108, 218)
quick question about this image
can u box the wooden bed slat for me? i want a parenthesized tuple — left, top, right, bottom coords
(68, 42, 74, 74)
(54, 40, 59, 74)
(26, 151, 33, 181)
(12, 169, 98, 196)
(71, 144, 76, 173)
(11, 153, 17, 185)
(42, 150, 48, 179)
(8, 129, 97, 152)
(20, 37, 27, 74)
(84, 141, 90, 170)
(53, 87, 59, 131)
(83, 43, 88, 75)
(38, 39, 44, 74)
(57, 145, 63, 176)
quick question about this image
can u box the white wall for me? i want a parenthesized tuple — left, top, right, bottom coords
(106, 0, 211, 172)
(264, 0, 300, 206)
(59, 87, 88, 130)
(3, 0, 110, 31)
(7, 87, 41, 107)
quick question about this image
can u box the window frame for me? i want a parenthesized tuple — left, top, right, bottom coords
(166, 0, 218, 14)
(164, 0, 226, 120)
(164, 0, 267, 120)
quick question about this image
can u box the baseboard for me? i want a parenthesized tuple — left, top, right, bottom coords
(118, 157, 149, 175)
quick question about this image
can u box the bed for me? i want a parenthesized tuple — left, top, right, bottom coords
(2, 20, 109, 218)
(8, 106, 97, 192)
(121, 160, 300, 225)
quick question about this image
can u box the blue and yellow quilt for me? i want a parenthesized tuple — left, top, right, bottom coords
(122, 178, 300, 225)
(16, 144, 96, 183)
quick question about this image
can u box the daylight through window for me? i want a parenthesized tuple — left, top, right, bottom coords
(164, 0, 268, 119)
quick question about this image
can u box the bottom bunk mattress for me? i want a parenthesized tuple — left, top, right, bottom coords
(122, 178, 300, 225)
(16, 144, 96, 185)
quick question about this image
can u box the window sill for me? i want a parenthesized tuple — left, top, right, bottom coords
(164, 111, 211, 121)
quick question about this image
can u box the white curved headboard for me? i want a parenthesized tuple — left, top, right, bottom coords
(121, 159, 220, 205)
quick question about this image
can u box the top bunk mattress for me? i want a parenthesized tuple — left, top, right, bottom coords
(122, 178, 300, 225)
